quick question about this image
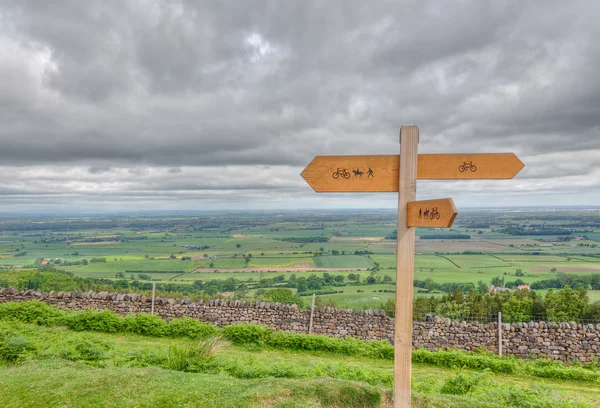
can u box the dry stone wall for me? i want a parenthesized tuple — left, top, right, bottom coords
(1, 288, 599, 363)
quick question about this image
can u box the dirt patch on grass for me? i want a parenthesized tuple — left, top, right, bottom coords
(193, 267, 369, 273)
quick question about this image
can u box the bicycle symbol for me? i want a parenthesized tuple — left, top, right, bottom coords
(332, 168, 351, 179)
(458, 161, 477, 172)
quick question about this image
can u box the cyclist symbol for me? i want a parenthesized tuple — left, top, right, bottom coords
(332, 168, 351, 179)
(430, 207, 441, 220)
(458, 161, 477, 172)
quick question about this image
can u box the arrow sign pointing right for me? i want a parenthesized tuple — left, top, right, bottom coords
(406, 198, 457, 228)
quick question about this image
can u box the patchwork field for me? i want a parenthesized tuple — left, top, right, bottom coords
(1, 208, 600, 310)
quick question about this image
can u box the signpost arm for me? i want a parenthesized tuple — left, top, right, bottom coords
(394, 125, 419, 407)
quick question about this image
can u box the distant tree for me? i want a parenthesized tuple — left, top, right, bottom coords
(334, 275, 345, 282)
(366, 276, 377, 285)
(258, 288, 304, 307)
(347, 273, 360, 282)
(491, 276, 504, 287)
(235, 284, 249, 299)
(515, 269, 525, 276)
(477, 280, 488, 294)
(315, 296, 337, 308)
(236, 243, 242, 248)
(306, 274, 323, 290)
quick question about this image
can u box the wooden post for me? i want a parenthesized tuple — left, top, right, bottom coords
(151, 282, 156, 315)
(498, 312, 503, 356)
(394, 126, 419, 408)
(308, 293, 316, 334)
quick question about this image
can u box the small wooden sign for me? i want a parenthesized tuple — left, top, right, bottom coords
(300, 153, 524, 192)
(406, 198, 457, 228)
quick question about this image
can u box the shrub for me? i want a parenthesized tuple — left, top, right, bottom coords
(124, 313, 169, 337)
(0, 333, 35, 364)
(167, 317, 219, 339)
(65, 309, 124, 333)
(524, 359, 600, 383)
(162, 336, 228, 373)
(222, 356, 302, 379)
(440, 371, 486, 395)
(412, 348, 517, 374)
(222, 323, 272, 345)
(59, 338, 111, 364)
(0, 301, 64, 326)
(266, 331, 394, 360)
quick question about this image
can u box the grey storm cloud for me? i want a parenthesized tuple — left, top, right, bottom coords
(0, 0, 599, 212)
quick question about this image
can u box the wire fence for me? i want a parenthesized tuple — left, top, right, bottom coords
(412, 310, 600, 325)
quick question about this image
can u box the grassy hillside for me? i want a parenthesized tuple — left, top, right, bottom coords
(0, 303, 599, 407)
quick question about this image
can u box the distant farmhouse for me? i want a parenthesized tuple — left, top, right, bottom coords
(191, 256, 218, 261)
(488, 284, 530, 294)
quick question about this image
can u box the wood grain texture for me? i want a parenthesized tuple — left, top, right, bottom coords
(300, 153, 524, 192)
(394, 126, 419, 408)
(406, 198, 457, 228)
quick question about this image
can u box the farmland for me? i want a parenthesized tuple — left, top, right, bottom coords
(1, 208, 600, 310)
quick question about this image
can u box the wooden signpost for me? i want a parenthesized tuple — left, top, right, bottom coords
(300, 125, 524, 408)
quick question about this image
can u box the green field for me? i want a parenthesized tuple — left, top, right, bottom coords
(313, 255, 375, 269)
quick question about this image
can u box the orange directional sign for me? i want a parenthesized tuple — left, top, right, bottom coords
(407, 198, 457, 228)
(300, 153, 524, 192)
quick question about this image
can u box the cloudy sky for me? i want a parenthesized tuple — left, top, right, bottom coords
(1, 1, 599, 214)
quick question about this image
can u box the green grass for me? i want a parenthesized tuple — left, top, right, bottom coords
(313, 255, 375, 269)
(0, 320, 599, 407)
(317, 284, 397, 308)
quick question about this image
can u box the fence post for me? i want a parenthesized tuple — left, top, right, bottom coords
(308, 294, 316, 334)
(498, 311, 502, 356)
(151, 282, 156, 316)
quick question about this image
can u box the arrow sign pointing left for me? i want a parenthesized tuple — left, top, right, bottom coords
(407, 198, 457, 228)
